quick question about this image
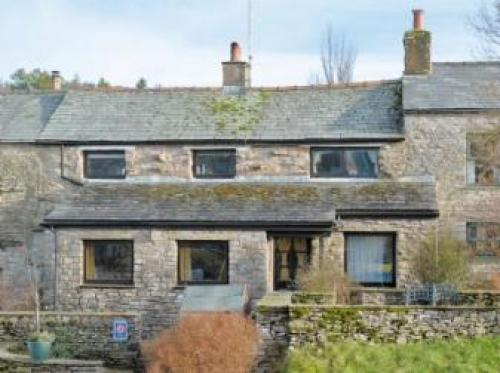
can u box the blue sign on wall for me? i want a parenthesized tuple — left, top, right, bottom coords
(112, 319, 129, 342)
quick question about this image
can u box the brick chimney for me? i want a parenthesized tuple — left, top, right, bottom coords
(51, 71, 62, 91)
(404, 9, 432, 75)
(222, 42, 251, 95)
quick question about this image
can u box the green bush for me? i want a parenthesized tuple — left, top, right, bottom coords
(28, 331, 54, 343)
(410, 229, 472, 287)
(283, 337, 500, 372)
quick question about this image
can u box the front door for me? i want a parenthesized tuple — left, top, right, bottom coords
(274, 237, 311, 290)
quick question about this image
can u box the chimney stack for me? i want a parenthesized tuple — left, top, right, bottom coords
(222, 42, 251, 95)
(51, 71, 62, 91)
(404, 9, 431, 75)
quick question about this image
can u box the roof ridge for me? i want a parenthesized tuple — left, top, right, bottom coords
(0, 79, 401, 96)
(433, 61, 500, 66)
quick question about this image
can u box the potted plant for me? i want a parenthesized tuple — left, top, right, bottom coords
(27, 331, 54, 361)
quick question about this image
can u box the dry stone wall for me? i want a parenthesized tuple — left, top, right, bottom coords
(0, 311, 140, 369)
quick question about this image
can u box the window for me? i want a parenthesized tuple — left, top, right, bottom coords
(345, 233, 395, 287)
(467, 134, 500, 186)
(466, 222, 500, 258)
(193, 149, 236, 178)
(178, 241, 229, 284)
(84, 240, 133, 285)
(311, 148, 379, 178)
(84, 151, 126, 179)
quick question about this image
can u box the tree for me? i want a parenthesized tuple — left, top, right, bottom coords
(320, 25, 358, 85)
(9, 68, 52, 90)
(97, 77, 110, 88)
(469, 0, 500, 59)
(136, 77, 147, 89)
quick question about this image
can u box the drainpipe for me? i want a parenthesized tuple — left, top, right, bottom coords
(49, 226, 58, 311)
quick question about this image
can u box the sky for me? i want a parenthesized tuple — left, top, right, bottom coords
(0, 0, 484, 87)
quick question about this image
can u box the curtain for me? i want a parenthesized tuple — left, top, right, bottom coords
(85, 245, 96, 280)
(179, 247, 192, 282)
(346, 235, 393, 284)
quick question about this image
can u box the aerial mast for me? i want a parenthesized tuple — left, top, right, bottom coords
(248, 0, 253, 64)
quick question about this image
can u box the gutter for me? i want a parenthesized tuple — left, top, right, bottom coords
(337, 209, 439, 219)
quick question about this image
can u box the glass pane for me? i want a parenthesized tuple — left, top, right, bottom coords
(194, 150, 236, 178)
(467, 222, 500, 257)
(346, 234, 394, 285)
(312, 148, 378, 178)
(274, 237, 311, 290)
(179, 242, 228, 284)
(467, 134, 500, 186)
(85, 241, 133, 284)
(85, 152, 126, 179)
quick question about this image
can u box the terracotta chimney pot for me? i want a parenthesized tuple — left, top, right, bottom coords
(413, 9, 424, 30)
(230, 42, 242, 62)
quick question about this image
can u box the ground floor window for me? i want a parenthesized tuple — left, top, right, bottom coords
(84, 240, 133, 285)
(466, 222, 500, 258)
(274, 237, 312, 290)
(178, 241, 229, 284)
(345, 233, 395, 287)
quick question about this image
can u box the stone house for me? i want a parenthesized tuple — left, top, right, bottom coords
(0, 10, 499, 330)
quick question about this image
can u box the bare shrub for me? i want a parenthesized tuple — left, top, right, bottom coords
(410, 229, 472, 288)
(141, 312, 259, 373)
(0, 279, 34, 311)
(297, 258, 351, 304)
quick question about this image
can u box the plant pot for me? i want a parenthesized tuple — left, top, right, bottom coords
(27, 341, 52, 362)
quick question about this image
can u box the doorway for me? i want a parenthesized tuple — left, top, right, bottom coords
(273, 237, 312, 290)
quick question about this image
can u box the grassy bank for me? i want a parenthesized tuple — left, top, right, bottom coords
(284, 337, 500, 373)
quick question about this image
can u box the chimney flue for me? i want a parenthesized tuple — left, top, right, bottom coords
(51, 71, 62, 91)
(404, 9, 431, 75)
(222, 41, 251, 95)
(230, 42, 242, 62)
(413, 9, 424, 30)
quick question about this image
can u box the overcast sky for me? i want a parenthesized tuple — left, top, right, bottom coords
(0, 0, 482, 87)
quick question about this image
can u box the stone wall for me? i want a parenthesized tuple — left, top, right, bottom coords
(321, 218, 437, 286)
(404, 113, 500, 278)
(61, 143, 406, 182)
(0, 311, 140, 368)
(55, 228, 270, 337)
(254, 299, 500, 371)
(0, 144, 72, 309)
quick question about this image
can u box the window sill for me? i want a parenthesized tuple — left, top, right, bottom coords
(80, 284, 135, 289)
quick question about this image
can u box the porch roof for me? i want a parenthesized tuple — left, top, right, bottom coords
(43, 181, 438, 229)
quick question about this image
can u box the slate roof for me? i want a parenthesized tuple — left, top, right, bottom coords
(0, 81, 402, 143)
(0, 93, 64, 141)
(403, 62, 500, 112)
(43, 181, 438, 227)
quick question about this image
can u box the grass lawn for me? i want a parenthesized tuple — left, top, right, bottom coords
(283, 337, 500, 373)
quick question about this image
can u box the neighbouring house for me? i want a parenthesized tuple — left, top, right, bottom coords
(0, 10, 499, 334)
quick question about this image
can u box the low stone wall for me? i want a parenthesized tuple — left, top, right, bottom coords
(254, 294, 500, 372)
(0, 312, 140, 369)
(287, 305, 499, 346)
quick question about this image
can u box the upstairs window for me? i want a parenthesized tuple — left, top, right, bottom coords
(467, 134, 500, 186)
(84, 240, 133, 285)
(193, 149, 236, 179)
(466, 222, 500, 258)
(84, 151, 126, 179)
(311, 147, 379, 178)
